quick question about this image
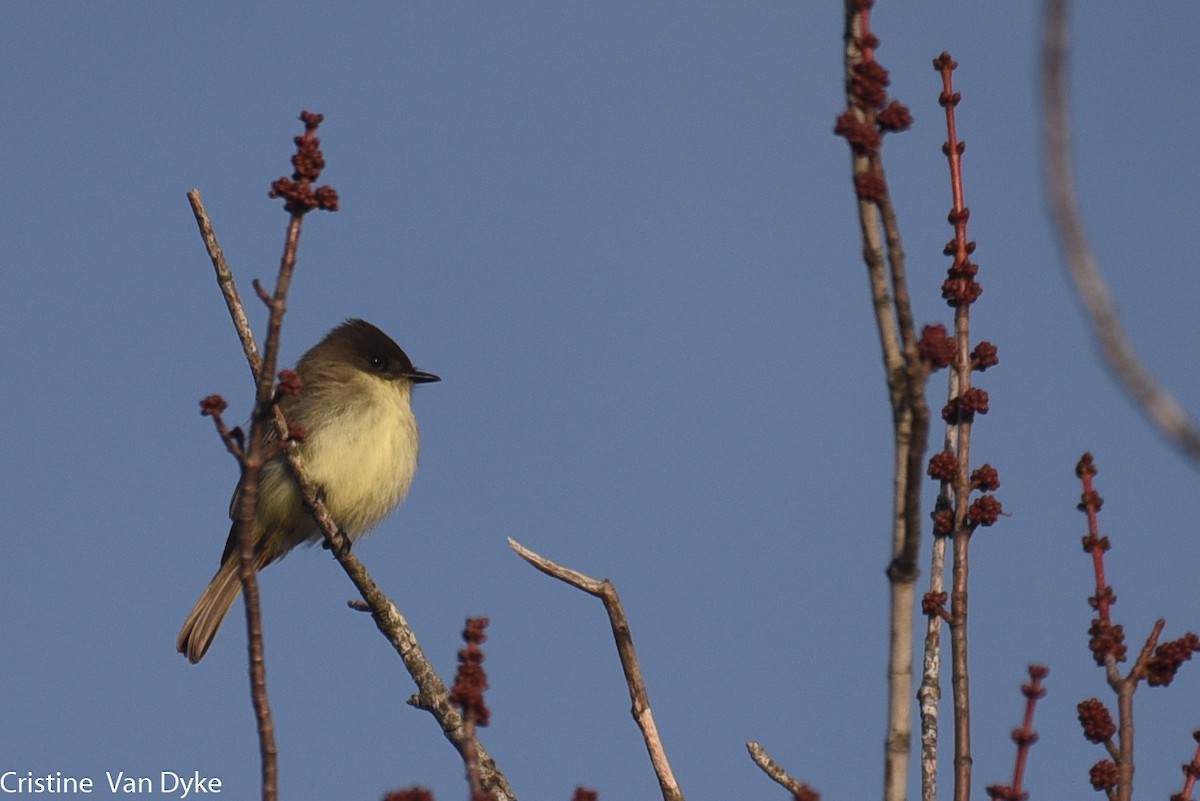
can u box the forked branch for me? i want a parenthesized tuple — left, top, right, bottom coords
(508, 538, 683, 801)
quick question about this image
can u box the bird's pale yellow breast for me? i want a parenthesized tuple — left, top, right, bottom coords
(300, 372, 420, 538)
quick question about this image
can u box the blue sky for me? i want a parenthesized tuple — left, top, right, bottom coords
(3, 3, 1199, 800)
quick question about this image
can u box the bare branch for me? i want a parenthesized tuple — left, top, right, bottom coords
(187, 184, 280, 801)
(187, 189, 262, 381)
(508, 538, 683, 801)
(746, 741, 819, 800)
(1041, 0, 1200, 465)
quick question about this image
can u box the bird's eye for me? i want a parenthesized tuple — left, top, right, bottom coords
(369, 355, 387, 370)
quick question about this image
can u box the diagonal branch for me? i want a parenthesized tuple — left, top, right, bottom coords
(508, 538, 683, 801)
(286, 444, 514, 801)
(746, 741, 819, 800)
(187, 191, 263, 381)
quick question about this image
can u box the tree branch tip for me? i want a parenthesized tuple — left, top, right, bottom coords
(509, 540, 606, 595)
(746, 739, 812, 797)
(506, 537, 554, 572)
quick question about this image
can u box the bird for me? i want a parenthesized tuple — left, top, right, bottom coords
(177, 319, 439, 663)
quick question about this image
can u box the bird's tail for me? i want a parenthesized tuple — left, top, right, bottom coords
(176, 557, 244, 664)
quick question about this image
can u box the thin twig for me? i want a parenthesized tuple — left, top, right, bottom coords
(187, 195, 289, 801)
(188, 190, 281, 800)
(1011, 667, 1048, 797)
(462, 714, 484, 800)
(943, 67, 975, 801)
(948, 528, 971, 801)
(188, 185, 281, 801)
(188, 189, 278, 801)
(746, 741, 818, 800)
(230, 198, 308, 801)
(1041, 0, 1200, 466)
(187, 190, 262, 381)
(931, 52, 1004, 801)
(508, 538, 683, 801)
(984, 666, 1048, 801)
(1111, 619, 1165, 801)
(231, 430, 276, 801)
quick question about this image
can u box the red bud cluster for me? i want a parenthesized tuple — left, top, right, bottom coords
(970, 464, 1000, 492)
(1145, 633, 1200, 687)
(1087, 618, 1127, 665)
(1077, 698, 1116, 743)
(450, 618, 491, 727)
(918, 324, 956, 369)
(199, 394, 228, 417)
(941, 387, 990, 423)
(833, 0, 911, 202)
(269, 111, 340, 214)
(967, 495, 1003, 527)
(792, 785, 820, 801)
(1088, 760, 1119, 791)
(275, 369, 303, 397)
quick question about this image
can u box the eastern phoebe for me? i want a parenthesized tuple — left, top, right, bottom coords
(177, 319, 439, 663)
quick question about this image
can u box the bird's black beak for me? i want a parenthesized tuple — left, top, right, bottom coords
(407, 370, 440, 384)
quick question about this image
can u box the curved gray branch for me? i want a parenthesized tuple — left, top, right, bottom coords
(1041, 0, 1200, 465)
